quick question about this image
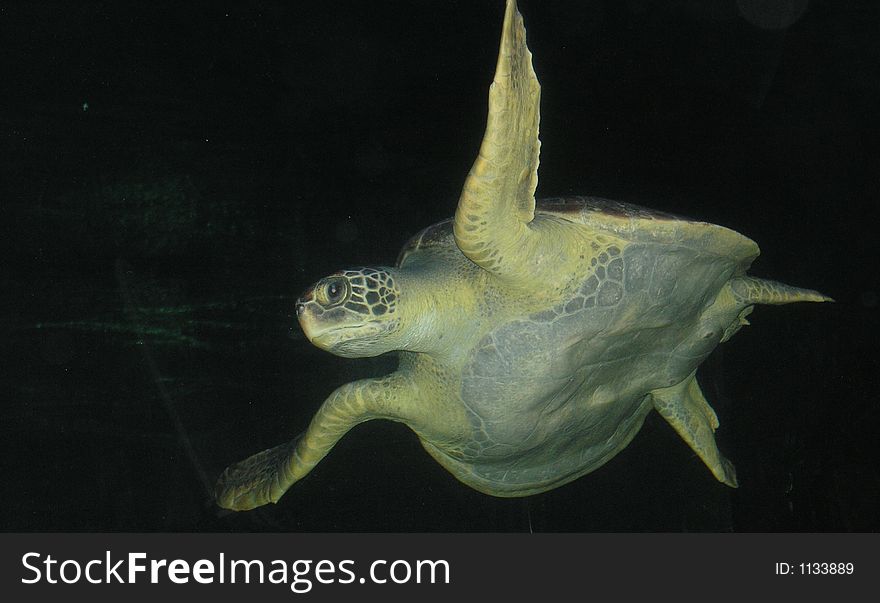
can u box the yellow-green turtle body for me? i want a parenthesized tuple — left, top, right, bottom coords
(215, 1, 831, 511)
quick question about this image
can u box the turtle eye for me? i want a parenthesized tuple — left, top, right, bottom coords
(318, 277, 349, 307)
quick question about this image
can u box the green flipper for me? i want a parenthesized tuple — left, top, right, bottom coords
(452, 0, 542, 284)
(215, 437, 301, 511)
(651, 372, 738, 487)
(216, 375, 413, 511)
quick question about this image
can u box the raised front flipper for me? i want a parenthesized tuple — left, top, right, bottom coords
(215, 375, 412, 511)
(651, 372, 738, 488)
(453, 0, 542, 283)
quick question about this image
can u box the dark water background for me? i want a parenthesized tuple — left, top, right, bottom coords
(2, 0, 877, 532)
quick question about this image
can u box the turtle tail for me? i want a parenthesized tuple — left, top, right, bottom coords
(730, 276, 834, 305)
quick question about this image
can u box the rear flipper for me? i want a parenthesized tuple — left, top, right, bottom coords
(651, 372, 738, 488)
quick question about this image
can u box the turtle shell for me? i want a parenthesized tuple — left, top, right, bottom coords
(396, 195, 762, 495)
(398, 196, 759, 274)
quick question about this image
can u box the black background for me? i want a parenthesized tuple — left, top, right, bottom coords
(2, 0, 877, 532)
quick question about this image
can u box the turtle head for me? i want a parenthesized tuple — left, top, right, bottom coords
(295, 267, 403, 358)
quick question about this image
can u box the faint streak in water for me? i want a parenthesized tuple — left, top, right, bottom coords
(30, 320, 211, 348)
(525, 498, 534, 534)
(115, 258, 214, 502)
(24, 295, 303, 348)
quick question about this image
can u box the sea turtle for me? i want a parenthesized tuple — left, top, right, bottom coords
(215, 0, 832, 511)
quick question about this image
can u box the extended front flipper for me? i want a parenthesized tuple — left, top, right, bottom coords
(215, 375, 413, 511)
(651, 372, 738, 487)
(453, 0, 543, 284)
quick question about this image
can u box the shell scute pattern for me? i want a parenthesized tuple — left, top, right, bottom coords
(549, 243, 626, 321)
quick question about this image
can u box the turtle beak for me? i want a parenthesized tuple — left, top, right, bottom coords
(295, 286, 317, 340)
(296, 286, 343, 349)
